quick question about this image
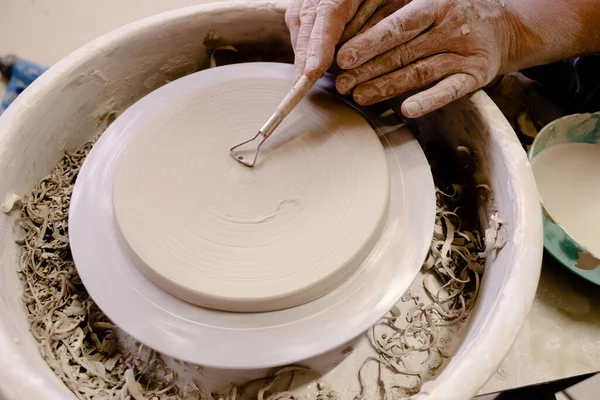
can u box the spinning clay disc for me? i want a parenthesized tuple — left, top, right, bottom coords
(69, 63, 436, 367)
(113, 75, 390, 312)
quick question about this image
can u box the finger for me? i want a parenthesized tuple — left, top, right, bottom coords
(336, 30, 435, 94)
(350, 53, 466, 104)
(356, 0, 410, 35)
(293, 0, 318, 82)
(304, 0, 363, 80)
(401, 73, 479, 118)
(285, 0, 304, 51)
(340, 0, 386, 45)
(337, 0, 435, 69)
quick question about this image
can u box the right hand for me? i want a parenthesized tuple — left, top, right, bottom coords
(285, 0, 388, 82)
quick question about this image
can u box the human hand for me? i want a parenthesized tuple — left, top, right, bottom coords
(285, 0, 390, 82)
(335, 0, 517, 118)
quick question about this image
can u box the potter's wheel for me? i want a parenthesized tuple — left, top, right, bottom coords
(69, 63, 436, 368)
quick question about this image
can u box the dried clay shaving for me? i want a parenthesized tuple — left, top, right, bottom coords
(8, 46, 495, 400)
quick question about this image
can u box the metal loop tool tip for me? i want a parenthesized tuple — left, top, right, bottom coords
(229, 75, 315, 167)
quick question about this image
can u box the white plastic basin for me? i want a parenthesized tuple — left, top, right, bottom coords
(0, 2, 543, 399)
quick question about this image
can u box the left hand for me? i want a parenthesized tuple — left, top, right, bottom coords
(334, 0, 516, 118)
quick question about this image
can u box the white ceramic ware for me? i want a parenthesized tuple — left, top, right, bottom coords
(529, 112, 600, 281)
(0, 2, 543, 399)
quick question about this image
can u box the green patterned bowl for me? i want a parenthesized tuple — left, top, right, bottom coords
(529, 112, 600, 283)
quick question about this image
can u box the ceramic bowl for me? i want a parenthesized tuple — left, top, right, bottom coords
(529, 112, 600, 282)
(0, 2, 543, 399)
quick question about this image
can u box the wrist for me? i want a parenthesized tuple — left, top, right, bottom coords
(499, 0, 582, 74)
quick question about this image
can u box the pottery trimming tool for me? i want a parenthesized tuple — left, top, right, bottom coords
(229, 74, 315, 167)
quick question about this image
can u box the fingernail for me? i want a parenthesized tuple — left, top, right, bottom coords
(336, 75, 354, 94)
(403, 101, 420, 118)
(304, 56, 318, 77)
(337, 48, 359, 69)
(353, 86, 380, 105)
(353, 93, 367, 105)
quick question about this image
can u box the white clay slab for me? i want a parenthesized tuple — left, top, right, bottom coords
(113, 72, 390, 312)
(69, 63, 436, 368)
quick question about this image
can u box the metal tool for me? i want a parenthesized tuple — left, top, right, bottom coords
(0, 55, 47, 115)
(229, 74, 315, 167)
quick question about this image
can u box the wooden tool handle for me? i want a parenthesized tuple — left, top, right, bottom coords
(276, 75, 315, 118)
(261, 75, 316, 139)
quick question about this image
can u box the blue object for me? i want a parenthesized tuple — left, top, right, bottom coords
(0, 55, 47, 115)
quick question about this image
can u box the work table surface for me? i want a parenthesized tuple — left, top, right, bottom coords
(482, 255, 600, 394)
(2, 0, 599, 396)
